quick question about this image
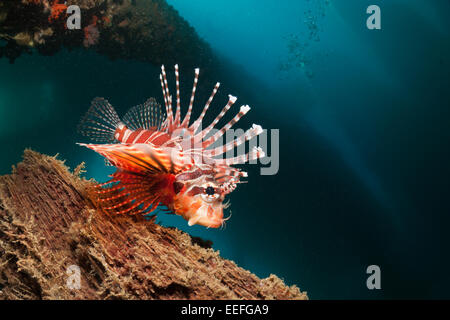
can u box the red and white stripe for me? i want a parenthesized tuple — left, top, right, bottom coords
(206, 124, 263, 157)
(202, 105, 251, 148)
(174, 64, 181, 127)
(190, 81, 220, 133)
(181, 68, 200, 128)
(194, 94, 237, 141)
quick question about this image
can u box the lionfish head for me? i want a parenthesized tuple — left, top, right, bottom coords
(172, 167, 236, 228)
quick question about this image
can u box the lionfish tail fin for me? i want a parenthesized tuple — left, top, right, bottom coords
(77, 97, 122, 143)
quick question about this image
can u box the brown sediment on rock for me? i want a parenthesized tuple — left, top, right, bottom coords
(0, 150, 307, 300)
(0, 0, 214, 67)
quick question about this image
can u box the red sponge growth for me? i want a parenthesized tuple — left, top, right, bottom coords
(48, 0, 67, 23)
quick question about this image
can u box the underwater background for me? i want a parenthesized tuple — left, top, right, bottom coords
(1, 0, 449, 299)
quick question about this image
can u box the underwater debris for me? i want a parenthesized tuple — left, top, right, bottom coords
(0, 0, 214, 67)
(0, 150, 307, 300)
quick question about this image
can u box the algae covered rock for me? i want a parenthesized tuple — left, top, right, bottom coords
(0, 150, 307, 300)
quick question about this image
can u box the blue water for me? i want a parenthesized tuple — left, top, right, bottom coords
(1, 0, 449, 298)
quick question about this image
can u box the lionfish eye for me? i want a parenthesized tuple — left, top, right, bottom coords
(205, 186, 215, 196)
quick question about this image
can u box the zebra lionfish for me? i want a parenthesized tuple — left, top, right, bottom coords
(78, 65, 265, 228)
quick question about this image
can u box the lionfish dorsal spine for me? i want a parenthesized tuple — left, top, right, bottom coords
(181, 67, 199, 128)
(156, 64, 265, 172)
(174, 64, 181, 127)
(215, 146, 265, 166)
(193, 94, 237, 141)
(122, 98, 165, 131)
(190, 81, 221, 133)
(202, 104, 251, 148)
(77, 97, 122, 143)
(158, 64, 266, 175)
(160, 66, 173, 131)
(205, 124, 263, 157)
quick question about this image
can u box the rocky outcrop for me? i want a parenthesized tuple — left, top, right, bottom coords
(0, 150, 307, 300)
(0, 0, 214, 67)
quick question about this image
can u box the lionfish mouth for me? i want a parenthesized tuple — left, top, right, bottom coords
(188, 215, 222, 228)
(186, 204, 226, 228)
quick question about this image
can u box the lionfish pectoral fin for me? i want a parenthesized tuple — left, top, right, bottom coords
(104, 158, 113, 166)
(93, 172, 167, 216)
(77, 142, 181, 175)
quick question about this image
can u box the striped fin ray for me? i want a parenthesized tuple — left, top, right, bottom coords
(213, 166, 247, 185)
(214, 146, 265, 166)
(205, 124, 263, 157)
(98, 185, 148, 203)
(161, 65, 174, 132)
(193, 94, 237, 141)
(202, 105, 251, 148)
(122, 98, 166, 131)
(181, 67, 200, 128)
(93, 171, 167, 215)
(159, 73, 169, 116)
(174, 64, 181, 127)
(77, 97, 122, 143)
(102, 185, 158, 215)
(78, 143, 188, 174)
(190, 81, 220, 133)
(159, 69, 173, 129)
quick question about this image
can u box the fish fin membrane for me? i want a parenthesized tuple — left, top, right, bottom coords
(78, 97, 121, 143)
(78, 143, 183, 175)
(122, 97, 166, 131)
(104, 158, 113, 167)
(92, 170, 170, 216)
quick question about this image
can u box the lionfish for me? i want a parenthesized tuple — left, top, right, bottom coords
(78, 65, 265, 228)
